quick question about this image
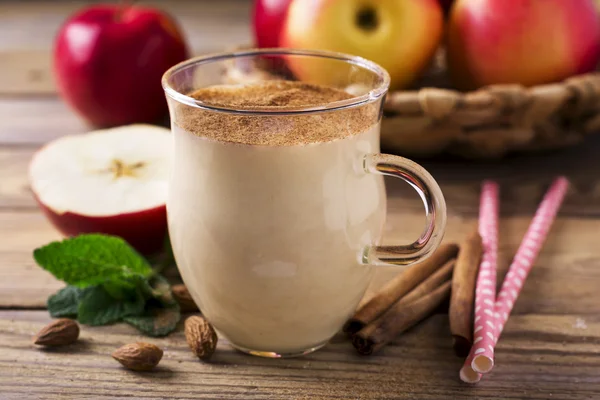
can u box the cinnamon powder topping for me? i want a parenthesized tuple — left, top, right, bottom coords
(174, 80, 379, 146)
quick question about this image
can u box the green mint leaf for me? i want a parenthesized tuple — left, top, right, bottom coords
(47, 286, 86, 318)
(142, 275, 176, 306)
(33, 234, 153, 289)
(103, 275, 147, 300)
(124, 302, 181, 337)
(78, 285, 146, 326)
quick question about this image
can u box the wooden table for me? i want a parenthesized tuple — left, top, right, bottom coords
(1, 2, 599, 399)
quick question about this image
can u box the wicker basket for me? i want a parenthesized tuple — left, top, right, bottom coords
(222, 48, 600, 159)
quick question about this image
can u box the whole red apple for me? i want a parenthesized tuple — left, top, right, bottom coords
(281, 0, 444, 90)
(54, 4, 189, 127)
(252, 0, 293, 48)
(447, 0, 600, 90)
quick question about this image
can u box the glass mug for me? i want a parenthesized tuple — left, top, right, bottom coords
(162, 49, 446, 357)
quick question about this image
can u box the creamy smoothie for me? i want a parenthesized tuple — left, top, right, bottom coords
(167, 81, 386, 355)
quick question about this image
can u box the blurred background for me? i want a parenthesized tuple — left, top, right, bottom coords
(4, 0, 600, 159)
(0, 0, 251, 139)
(3, 0, 600, 248)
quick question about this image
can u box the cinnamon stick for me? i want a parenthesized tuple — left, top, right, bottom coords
(353, 280, 452, 355)
(351, 260, 454, 354)
(396, 258, 455, 307)
(449, 229, 483, 357)
(344, 243, 459, 335)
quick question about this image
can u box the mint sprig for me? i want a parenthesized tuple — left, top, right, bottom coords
(47, 286, 86, 318)
(124, 303, 180, 337)
(35, 234, 182, 337)
(34, 234, 153, 289)
(77, 285, 146, 326)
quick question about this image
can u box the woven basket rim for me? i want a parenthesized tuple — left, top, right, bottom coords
(220, 44, 600, 159)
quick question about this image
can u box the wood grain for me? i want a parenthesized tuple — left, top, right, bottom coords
(4, 140, 600, 213)
(0, 311, 598, 399)
(0, 211, 62, 308)
(0, 99, 89, 145)
(0, 147, 37, 209)
(2, 205, 600, 317)
(2, 137, 600, 311)
(0, 51, 55, 95)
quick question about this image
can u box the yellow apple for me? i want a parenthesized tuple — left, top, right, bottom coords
(280, 0, 444, 90)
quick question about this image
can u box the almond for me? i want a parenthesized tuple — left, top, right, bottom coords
(112, 342, 163, 371)
(33, 318, 79, 346)
(185, 315, 217, 361)
(172, 284, 199, 312)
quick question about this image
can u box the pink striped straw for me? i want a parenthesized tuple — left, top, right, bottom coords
(460, 176, 570, 384)
(459, 181, 500, 382)
(493, 176, 569, 337)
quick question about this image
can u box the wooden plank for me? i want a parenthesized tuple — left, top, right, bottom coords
(2, 143, 600, 309)
(0, 311, 598, 399)
(0, 211, 63, 308)
(4, 138, 600, 213)
(0, 0, 251, 95)
(413, 133, 600, 217)
(1, 206, 600, 315)
(0, 147, 36, 209)
(0, 99, 89, 145)
(0, 51, 55, 95)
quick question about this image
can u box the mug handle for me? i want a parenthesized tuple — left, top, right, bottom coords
(361, 153, 447, 267)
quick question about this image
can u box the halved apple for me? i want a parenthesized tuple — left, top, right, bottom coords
(29, 124, 172, 254)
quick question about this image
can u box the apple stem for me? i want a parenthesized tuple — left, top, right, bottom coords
(356, 6, 378, 32)
(116, 0, 134, 21)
